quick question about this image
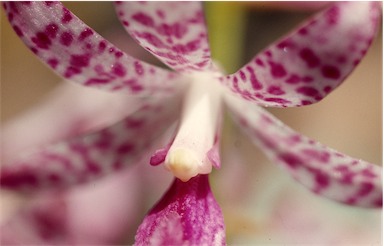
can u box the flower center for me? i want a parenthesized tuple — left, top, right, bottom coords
(164, 71, 223, 181)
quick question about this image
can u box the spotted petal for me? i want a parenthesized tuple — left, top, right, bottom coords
(3, 2, 183, 96)
(135, 175, 225, 245)
(114, 1, 213, 72)
(226, 94, 382, 208)
(1, 82, 144, 164)
(0, 95, 181, 192)
(1, 167, 141, 245)
(222, 2, 381, 107)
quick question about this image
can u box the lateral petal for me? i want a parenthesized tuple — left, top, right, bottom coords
(226, 94, 382, 208)
(222, 2, 381, 107)
(1, 95, 181, 192)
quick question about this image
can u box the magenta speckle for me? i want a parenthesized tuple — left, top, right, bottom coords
(79, 28, 93, 40)
(117, 142, 134, 154)
(296, 86, 320, 98)
(45, 23, 59, 38)
(314, 171, 330, 190)
(60, 32, 73, 46)
(239, 70, 246, 81)
(279, 153, 301, 169)
(132, 12, 154, 27)
(298, 27, 308, 35)
(70, 54, 90, 68)
(246, 66, 262, 90)
(98, 41, 107, 52)
(61, 8, 72, 24)
(267, 86, 285, 95)
(269, 62, 287, 78)
(134, 61, 144, 75)
(323, 86, 332, 93)
(47, 58, 59, 68)
(115, 51, 124, 58)
(321, 65, 340, 79)
(112, 63, 126, 77)
(326, 5, 340, 25)
(12, 25, 23, 37)
(255, 58, 264, 67)
(299, 48, 320, 68)
(285, 74, 301, 84)
(32, 32, 52, 49)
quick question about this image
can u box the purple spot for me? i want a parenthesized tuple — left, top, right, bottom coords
(267, 85, 285, 95)
(323, 86, 332, 93)
(85, 78, 110, 85)
(87, 162, 101, 174)
(12, 25, 23, 37)
(357, 182, 374, 197)
(296, 86, 320, 98)
(269, 62, 287, 78)
(321, 65, 340, 79)
(137, 32, 165, 48)
(299, 48, 320, 68)
(255, 58, 264, 67)
(79, 28, 93, 40)
(61, 8, 72, 24)
(98, 41, 107, 52)
(264, 97, 290, 104)
(314, 171, 330, 191)
(32, 32, 51, 49)
(47, 58, 59, 68)
(112, 62, 126, 77)
(0, 169, 38, 188)
(326, 5, 340, 25)
(132, 12, 154, 27)
(134, 61, 144, 75)
(60, 32, 73, 46)
(285, 74, 301, 84)
(70, 54, 90, 68)
(298, 27, 308, 35)
(246, 66, 263, 90)
(239, 70, 246, 81)
(115, 51, 123, 58)
(45, 23, 59, 38)
(64, 67, 81, 78)
(122, 20, 129, 26)
(279, 153, 302, 169)
(117, 142, 134, 154)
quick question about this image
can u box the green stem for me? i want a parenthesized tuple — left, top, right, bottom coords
(205, 2, 247, 73)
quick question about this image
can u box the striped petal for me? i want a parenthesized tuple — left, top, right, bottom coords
(114, 1, 213, 72)
(3, 2, 183, 96)
(222, 2, 380, 107)
(135, 175, 225, 245)
(0, 95, 181, 192)
(225, 94, 382, 208)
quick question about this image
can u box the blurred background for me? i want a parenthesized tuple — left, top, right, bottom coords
(1, 2, 382, 245)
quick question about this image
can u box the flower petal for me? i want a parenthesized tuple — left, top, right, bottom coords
(114, 2, 213, 72)
(225, 94, 382, 208)
(0, 95, 181, 192)
(3, 2, 183, 96)
(1, 167, 142, 245)
(222, 2, 380, 107)
(1, 82, 144, 164)
(135, 175, 225, 245)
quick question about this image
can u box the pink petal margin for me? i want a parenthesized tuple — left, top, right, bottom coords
(135, 175, 225, 245)
(222, 2, 381, 107)
(225, 94, 382, 208)
(114, 1, 213, 72)
(3, 2, 183, 96)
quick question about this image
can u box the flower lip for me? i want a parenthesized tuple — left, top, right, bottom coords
(164, 71, 223, 181)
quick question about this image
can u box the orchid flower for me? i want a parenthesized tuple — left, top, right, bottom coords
(1, 1, 382, 245)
